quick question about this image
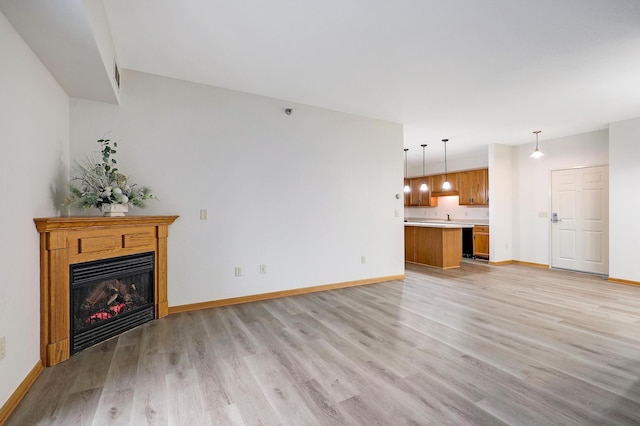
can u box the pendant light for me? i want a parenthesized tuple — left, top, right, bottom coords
(531, 130, 544, 158)
(403, 148, 411, 193)
(420, 144, 428, 191)
(442, 139, 451, 190)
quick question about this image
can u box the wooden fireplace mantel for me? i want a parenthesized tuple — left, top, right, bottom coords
(34, 215, 178, 366)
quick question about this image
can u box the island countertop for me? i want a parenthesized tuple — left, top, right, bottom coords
(404, 220, 474, 228)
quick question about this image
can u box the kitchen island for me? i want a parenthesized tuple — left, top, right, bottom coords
(404, 221, 474, 269)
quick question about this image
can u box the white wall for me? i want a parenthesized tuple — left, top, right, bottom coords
(70, 70, 405, 306)
(511, 130, 608, 265)
(609, 118, 640, 282)
(0, 11, 69, 409)
(489, 144, 514, 263)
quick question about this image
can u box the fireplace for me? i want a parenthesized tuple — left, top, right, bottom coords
(34, 215, 178, 366)
(71, 252, 155, 353)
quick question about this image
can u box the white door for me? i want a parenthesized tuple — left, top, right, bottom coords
(551, 166, 608, 275)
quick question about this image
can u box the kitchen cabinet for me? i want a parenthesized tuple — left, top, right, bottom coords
(409, 178, 422, 205)
(404, 224, 463, 269)
(459, 169, 488, 206)
(405, 167, 488, 206)
(473, 225, 490, 259)
(405, 226, 416, 262)
(408, 177, 438, 207)
(431, 172, 458, 195)
(404, 179, 410, 207)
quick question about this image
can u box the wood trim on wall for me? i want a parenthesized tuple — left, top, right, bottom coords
(488, 260, 513, 266)
(514, 261, 549, 268)
(608, 277, 640, 287)
(0, 361, 43, 426)
(491, 260, 550, 268)
(168, 274, 406, 314)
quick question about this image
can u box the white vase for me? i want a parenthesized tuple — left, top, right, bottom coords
(101, 203, 129, 217)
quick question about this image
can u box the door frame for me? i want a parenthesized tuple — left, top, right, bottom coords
(548, 164, 609, 276)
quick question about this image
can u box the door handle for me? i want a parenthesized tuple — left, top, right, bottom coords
(551, 212, 562, 223)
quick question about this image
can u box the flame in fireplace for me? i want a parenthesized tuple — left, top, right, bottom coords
(77, 279, 146, 328)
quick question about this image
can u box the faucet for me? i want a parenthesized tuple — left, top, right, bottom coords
(447, 214, 451, 222)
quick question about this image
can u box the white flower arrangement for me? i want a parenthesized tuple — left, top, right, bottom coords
(67, 138, 153, 211)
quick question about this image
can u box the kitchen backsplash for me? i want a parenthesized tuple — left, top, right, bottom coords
(405, 195, 489, 221)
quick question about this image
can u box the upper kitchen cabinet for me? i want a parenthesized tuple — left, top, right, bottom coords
(405, 168, 488, 206)
(431, 172, 459, 196)
(408, 177, 438, 207)
(458, 168, 489, 206)
(404, 179, 410, 206)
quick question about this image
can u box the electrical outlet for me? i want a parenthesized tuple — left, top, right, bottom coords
(200, 209, 208, 220)
(260, 264, 266, 274)
(234, 267, 242, 277)
(0, 336, 6, 361)
(464, 211, 468, 216)
(361, 256, 367, 264)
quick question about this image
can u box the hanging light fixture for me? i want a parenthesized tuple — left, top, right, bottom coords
(442, 139, 451, 190)
(531, 130, 544, 158)
(403, 148, 411, 193)
(420, 144, 428, 191)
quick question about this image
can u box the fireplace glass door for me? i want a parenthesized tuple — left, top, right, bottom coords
(70, 252, 155, 353)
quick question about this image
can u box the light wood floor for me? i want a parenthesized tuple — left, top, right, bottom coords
(7, 261, 640, 425)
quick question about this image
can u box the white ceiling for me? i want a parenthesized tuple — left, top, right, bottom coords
(5, 0, 640, 165)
